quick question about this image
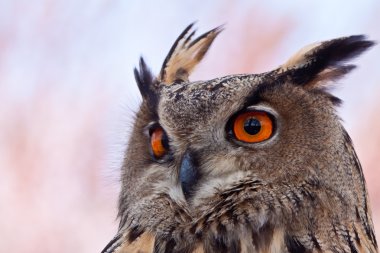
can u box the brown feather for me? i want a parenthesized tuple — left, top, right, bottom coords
(117, 232, 155, 253)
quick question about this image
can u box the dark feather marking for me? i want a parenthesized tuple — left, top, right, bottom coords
(154, 236, 175, 253)
(208, 235, 228, 253)
(251, 229, 260, 250)
(326, 94, 343, 106)
(299, 187, 316, 202)
(372, 231, 378, 249)
(101, 233, 123, 253)
(367, 225, 378, 249)
(206, 232, 241, 253)
(153, 237, 163, 253)
(128, 225, 144, 242)
(310, 233, 322, 251)
(210, 223, 228, 252)
(353, 226, 361, 246)
(289, 189, 302, 209)
(189, 223, 197, 235)
(118, 212, 128, 231)
(285, 235, 308, 253)
(251, 222, 275, 252)
(229, 238, 241, 253)
(305, 176, 321, 188)
(243, 82, 270, 106)
(217, 223, 227, 235)
(164, 238, 176, 253)
(355, 206, 361, 220)
(345, 229, 359, 253)
(332, 223, 340, 237)
(243, 76, 289, 108)
(184, 30, 197, 46)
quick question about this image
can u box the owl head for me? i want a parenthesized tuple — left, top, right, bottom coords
(102, 24, 377, 253)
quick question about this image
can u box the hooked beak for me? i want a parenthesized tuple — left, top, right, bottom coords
(179, 151, 201, 199)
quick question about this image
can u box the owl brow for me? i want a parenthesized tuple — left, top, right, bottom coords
(241, 81, 278, 108)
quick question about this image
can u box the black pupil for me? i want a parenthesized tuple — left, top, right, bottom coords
(161, 131, 169, 150)
(244, 118, 261, 135)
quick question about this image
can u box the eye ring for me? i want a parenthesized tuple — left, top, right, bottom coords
(228, 110, 274, 143)
(149, 126, 169, 159)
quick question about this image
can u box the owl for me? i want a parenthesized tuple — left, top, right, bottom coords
(102, 23, 377, 253)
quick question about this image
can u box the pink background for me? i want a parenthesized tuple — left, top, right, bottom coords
(1, 1, 379, 252)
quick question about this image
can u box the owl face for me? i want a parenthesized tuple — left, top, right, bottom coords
(155, 74, 340, 202)
(103, 24, 377, 253)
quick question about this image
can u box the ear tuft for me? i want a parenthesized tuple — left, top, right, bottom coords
(134, 57, 158, 108)
(134, 57, 153, 94)
(158, 23, 223, 84)
(280, 35, 375, 87)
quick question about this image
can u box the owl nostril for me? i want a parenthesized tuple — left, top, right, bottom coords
(179, 151, 201, 200)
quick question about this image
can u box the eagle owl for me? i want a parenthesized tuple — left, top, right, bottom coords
(102, 23, 377, 253)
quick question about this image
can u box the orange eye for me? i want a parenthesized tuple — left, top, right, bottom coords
(150, 127, 169, 159)
(232, 111, 273, 143)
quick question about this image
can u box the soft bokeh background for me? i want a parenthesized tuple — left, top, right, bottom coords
(1, 1, 379, 252)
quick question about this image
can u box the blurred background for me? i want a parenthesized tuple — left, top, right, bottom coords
(0, 0, 379, 252)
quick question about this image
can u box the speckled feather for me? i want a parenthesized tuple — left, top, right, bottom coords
(102, 24, 377, 253)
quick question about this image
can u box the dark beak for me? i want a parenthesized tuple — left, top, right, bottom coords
(179, 151, 200, 199)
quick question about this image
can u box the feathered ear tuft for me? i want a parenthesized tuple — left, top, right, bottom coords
(158, 23, 223, 84)
(134, 57, 158, 109)
(280, 35, 375, 88)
